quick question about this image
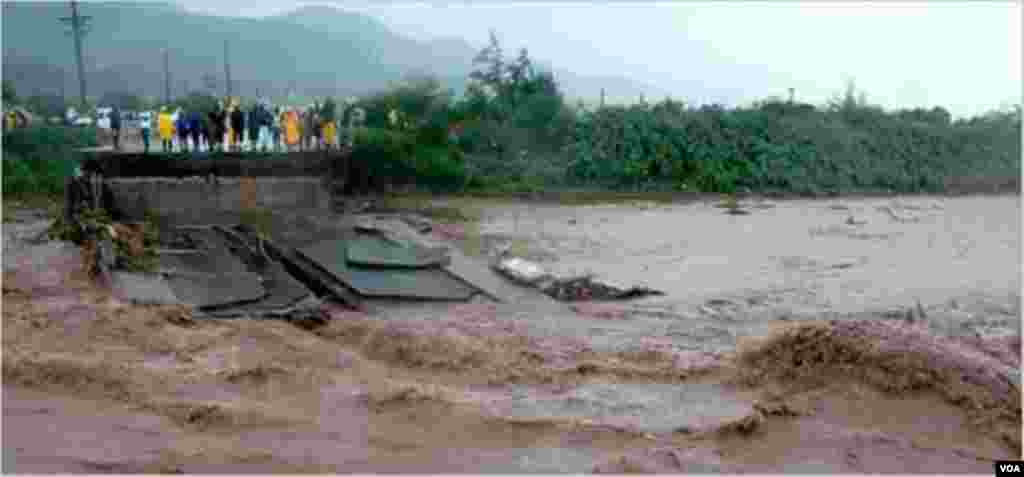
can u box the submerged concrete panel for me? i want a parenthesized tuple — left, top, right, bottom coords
(166, 272, 266, 309)
(345, 234, 451, 268)
(298, 239, 478, 301)
(157, 228, 266, 309)
(111, 272, 180, 305)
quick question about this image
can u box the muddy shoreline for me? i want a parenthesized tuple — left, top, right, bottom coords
(3, 194, 1020, 473)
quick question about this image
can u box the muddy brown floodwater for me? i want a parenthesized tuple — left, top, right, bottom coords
(3, 194, 1021, 473)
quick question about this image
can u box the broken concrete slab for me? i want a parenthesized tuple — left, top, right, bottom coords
(111, 272, 180, 305)
(157, 229, 252, 277)
(211, 226, 313, 311)
(338, 265, 478, 301)
(146, 227, 269, 310)
(165, 271, 265, 310)
(276, 245, 363, 308)
(345, 233, 451, 269)
(298, 239, 478, 301)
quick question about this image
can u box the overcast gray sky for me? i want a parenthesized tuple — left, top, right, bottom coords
(172, 0, 1021, 117)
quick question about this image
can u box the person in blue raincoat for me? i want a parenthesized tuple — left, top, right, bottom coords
(187, 109, 202, 153)
(175, 109, 190, 153)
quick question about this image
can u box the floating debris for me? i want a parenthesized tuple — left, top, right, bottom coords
(845, 215, 869, 226)
(492, 257, 554, 287)
(877, 205, 921, 223)
(542, 276, 665, 302)
(492, 255, 664, 302)
(829, 258, 863, 270)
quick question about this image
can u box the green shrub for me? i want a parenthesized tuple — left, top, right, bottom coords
(351, 127, 468, 191)
(3, 125, 97, 198)
(352, 127, 417, 179)
(412, 145, 468, 192)
(565, 98, 1020, 195)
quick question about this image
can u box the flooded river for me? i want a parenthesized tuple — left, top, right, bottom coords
(475, 195, 1019, 314)
(3, 194, 1020, 473)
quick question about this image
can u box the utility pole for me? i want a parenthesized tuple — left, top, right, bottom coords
(163, 49, 171, 104)
(59, 0, 92, 108)
(223, 39, 233, 98)
(600, 88, 605, 108)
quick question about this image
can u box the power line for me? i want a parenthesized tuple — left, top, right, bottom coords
(59, 0, 92, 108)
(224, 39, 232, 98)
(163, 49, 171, 104)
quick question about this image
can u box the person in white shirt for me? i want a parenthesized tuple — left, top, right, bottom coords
(170, 108, 181, 152)
(138, 110, 153, 153)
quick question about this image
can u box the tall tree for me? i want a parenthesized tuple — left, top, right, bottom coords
(468, 30, 507, 113)
(507, 47, 534, 104)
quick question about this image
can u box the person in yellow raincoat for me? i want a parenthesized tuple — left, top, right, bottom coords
(322, 120, 337, 149)
(284, 107, 301, 152)
(224, 97, 239, 150)
(319, 97, 338, 150)
(225, 104, 234, 150)
(157, 107, 175, 153)
(4, 110, 16, 132)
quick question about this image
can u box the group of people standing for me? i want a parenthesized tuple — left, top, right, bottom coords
(137, 97, 360, 154)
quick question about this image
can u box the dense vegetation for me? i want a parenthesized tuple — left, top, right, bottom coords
(566, 91, 1021, 194)
(350, 34, 1020, 195)
(3, 125, 97, 197)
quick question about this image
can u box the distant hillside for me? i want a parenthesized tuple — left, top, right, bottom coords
(1, 2, 665, 103)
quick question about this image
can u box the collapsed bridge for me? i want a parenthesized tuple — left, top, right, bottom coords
(69, 150, 506, 318)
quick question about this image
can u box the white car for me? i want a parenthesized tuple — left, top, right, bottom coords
(73, 116, 94, 126)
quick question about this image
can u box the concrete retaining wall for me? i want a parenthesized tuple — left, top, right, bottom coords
(81, 152, 339, 178)
(106, 176, 331, 223)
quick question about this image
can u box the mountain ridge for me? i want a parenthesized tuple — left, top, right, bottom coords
(2, 2, 664, 103)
